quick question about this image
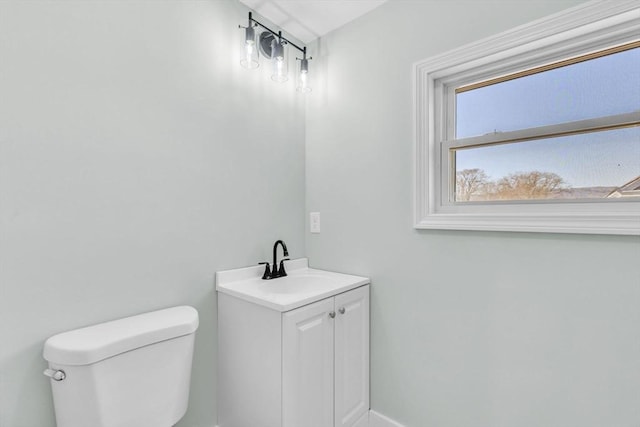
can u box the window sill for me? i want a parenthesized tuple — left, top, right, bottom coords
(415, 212, 640, 235)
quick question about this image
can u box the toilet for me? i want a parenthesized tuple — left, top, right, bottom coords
(43, 305, 199, 427)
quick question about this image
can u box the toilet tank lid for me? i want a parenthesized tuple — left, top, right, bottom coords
(43, 306, 199, 366)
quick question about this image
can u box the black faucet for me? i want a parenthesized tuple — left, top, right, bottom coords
(260, 240, 289, 280)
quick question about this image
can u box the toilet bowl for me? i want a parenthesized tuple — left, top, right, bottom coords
(43, 305, 199, 427)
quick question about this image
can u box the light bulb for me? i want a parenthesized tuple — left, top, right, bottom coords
(271, 40, 288, 82)
(296, 58, 311, 93)
(240, 26, 259, 69)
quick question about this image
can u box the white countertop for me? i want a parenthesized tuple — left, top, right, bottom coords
(216, 258, 370, 312)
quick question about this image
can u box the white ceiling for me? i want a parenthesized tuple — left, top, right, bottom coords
(238, 0, 387, 43)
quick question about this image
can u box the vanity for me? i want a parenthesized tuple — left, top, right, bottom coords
(216, 258, 370, 427)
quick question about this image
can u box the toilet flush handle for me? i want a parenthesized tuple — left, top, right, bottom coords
(43, 368, 66, 381)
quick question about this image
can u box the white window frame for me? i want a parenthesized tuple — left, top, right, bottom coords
(414, 0, 640, 235)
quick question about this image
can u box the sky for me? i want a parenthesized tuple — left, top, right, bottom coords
(455, 46, 640, 188)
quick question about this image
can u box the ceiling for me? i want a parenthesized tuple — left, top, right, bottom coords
(238, 0, 388, 43)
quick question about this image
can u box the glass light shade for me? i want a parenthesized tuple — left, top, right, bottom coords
(296, 58, 311, 93)
(240, 26, 259, 69)
(271, 40, 288, 82)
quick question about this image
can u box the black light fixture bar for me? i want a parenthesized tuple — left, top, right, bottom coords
(247, 12, 307, 57)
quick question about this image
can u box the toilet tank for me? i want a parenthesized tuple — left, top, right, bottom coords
(43, 306, 199, 427)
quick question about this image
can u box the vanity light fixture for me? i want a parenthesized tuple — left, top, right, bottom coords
(239, 12, 312, 92)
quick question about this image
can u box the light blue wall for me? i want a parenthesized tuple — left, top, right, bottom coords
(0, 1, 305, 426)
(305, 1, 640, 426)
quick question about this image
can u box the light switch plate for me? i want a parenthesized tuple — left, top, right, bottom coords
(310, 212, 321, 233)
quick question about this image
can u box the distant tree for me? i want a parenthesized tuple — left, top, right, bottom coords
(456, 168, 489, 201)
(493, 171, 566, 199)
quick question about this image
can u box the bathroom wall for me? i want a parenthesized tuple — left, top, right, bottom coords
(0, 1, 305, 426)
(305, 1, 640, 427)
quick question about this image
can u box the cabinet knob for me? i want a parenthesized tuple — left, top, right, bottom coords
(329, 311, 336, 319)
(338, 307, 346, 315)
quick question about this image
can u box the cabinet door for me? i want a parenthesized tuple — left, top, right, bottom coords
(334, 285, 370, 427)
(283, 297, 335, 427)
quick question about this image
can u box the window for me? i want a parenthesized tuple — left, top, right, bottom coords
(414, 1, 640, 235)
(452, 44, 639, 203)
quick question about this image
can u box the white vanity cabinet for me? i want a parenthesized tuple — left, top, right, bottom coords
(283, 285, 370, 427)
(217, 259, 370, 427)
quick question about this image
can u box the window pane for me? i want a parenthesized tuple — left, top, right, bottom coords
(456, 47, 640, 139)
(453, 126, 640, 202)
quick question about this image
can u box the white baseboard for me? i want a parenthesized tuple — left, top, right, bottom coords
(369, 410, 405, 427)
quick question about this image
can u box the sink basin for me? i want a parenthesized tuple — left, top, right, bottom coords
(216, 258, 369, 312)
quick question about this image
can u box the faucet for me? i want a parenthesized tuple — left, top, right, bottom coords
(260, 240, 289, 280)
